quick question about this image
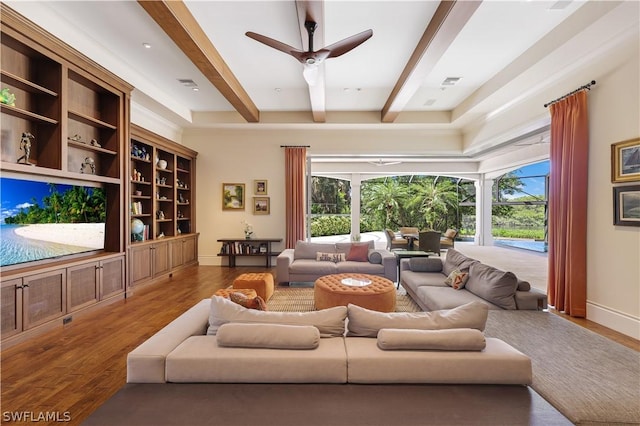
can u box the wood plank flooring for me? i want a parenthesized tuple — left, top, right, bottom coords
(1, 265, 638, 426)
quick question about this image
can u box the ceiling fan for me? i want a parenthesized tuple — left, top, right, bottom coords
(514, 135, 550, 147)
(368, 159, 402, 167)
(246, 21, 372, 85)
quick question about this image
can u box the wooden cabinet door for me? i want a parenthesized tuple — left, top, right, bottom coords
(130, 245, 152, 286)
(170, 239, 184, 269)
(23, 269, 66, 329)
(152, 241, 170, 277)
(67, 261, 99, 312)
(100, 256, 125, 299)
(183, 235, 197, 265)
(1, 278, 23, 338)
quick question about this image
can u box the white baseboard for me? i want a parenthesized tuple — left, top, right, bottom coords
(587, 301, 640, 340)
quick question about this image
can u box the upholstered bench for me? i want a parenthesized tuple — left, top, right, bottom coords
(233, 272, 274, 301)
(314, 273, 396, 312)
(214, 288, 257, 299)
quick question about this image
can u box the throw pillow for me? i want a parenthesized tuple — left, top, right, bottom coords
(517, 279, 531, 292)
(346, 243, 369, 262)
(444, 229, 457, 239)
(216, 323, 320, 349)
(207, 295, 347, 337)
(408, 257, 443, 272)
(465, 262, 518, 310)
(442, 249, 478, 276)
(346, 301, 489, 337)
(377, 328, 486, 351)
(229, 292, 267, 310)
(444, 269, 469, 290)
(294, 241, 336, 260)
(316, 252, 346, 262)
(368, 250, 383, 264)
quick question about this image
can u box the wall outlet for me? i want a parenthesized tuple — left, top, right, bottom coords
(63, 317, 72, 325)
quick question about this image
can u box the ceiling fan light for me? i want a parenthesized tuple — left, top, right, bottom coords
(303, 64, 319, 86)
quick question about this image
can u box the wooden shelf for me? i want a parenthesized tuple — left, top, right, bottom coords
(68, 110, 116, 130)
(1, 70, 58, 96)
(0, 103, 58, 124)
(68, 140, 117, 155)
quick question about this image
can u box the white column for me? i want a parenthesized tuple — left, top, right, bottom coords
(474, 177, 494, 246)
(350, 174, 361, 241)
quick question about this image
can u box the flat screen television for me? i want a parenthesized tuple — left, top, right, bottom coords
(0, 176, 106, 267)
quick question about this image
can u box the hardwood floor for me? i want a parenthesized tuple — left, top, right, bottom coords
(1, 265, 638, 426)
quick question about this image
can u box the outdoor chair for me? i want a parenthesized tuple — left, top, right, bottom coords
(385, 229, 409, 250)
(440, 228, 458, 250)
(418, 230, 441, 256)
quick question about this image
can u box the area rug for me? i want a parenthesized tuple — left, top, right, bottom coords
(485, 310, 640, 425)
(83, 383, 571, 426)
(267, 286, 421, 312)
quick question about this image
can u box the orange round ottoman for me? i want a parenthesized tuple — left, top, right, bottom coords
(214, 288, 258, 299)
(314, 273, 396, 312)
(233, 272, 274, 301)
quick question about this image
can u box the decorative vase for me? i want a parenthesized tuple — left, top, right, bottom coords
(245, 232, 252, 240)
(158, 159, 167, 169)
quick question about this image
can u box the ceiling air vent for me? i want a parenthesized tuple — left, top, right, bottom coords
(548, 1, 572, 10)
(178, 79, 198, 88)
(441, 77, 461, 86)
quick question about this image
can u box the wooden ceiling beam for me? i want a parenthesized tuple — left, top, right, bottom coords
(138, 0, 260, 122)
(381, 0, 481, 123)
(296, 0, 326, 123)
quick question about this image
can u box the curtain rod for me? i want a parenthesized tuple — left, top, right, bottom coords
(544, 80, 596, 108)
(280, 145, 311, 148)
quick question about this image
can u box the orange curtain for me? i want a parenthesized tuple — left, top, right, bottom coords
(547, 90, 589, 317)
(285, 147, 307, 248)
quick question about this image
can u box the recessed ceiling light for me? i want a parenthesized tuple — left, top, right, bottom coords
(424, 99, 436, 106)
(192, 87, 199, 92)
(142, 43, 152, 49)
(274, 88, 281, 92)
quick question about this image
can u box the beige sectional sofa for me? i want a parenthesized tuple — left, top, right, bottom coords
(276, 240, 397, 284)
(400, 249, 547, 311)
(127, 296, 532, 385)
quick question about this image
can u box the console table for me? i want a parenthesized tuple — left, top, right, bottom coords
(217, 238, 282, 267)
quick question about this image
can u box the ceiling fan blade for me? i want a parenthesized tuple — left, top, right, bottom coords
(325, 29, 373, 58)
(245, 31, 304, 59)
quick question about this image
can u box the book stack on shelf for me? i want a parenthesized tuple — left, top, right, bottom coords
(131, 201, 144, 215)
(219, 241, 268, 255)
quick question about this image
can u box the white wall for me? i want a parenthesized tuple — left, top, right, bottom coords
(586, 47, 640, 339)
(184, 129, 287, 266)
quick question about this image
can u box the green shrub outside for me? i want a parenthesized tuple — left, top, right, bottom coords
(310, 215, 376, 237)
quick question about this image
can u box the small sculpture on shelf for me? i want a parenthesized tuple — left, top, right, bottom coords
(157, 210, 165, 220)
(69, 134, 84, 144)
(80, 157, 95, 174)
(178, 193, 186, 203)
(90, 138, 101, 148)
(16, 132, 34, 165)
(1, 88, 16, 106)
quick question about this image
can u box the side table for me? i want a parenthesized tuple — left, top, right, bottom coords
(394, 250, 430, 289)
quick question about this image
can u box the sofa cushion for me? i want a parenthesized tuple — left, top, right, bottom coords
(289, 259, 338, 276)
(216, 323, 320, 349)
(346, 301, 489, 337)
(377, 328, 486, 351)
(316, 252, 346, 263)
(335, 241, 374, 254)
(444, 229, 457, 239)
(368, 250, 383, 264)
(442, 249, 478, 276)
(416, 286, 502, 311)
(444, 269, 469, 290)
(409, 257, 443, 272)
(336, 261, 385, 275)
(294, 241, 336, 259)
(346, 243, 370, 262)
(207, 296, 347, 337)
(465, 263, 518, 310)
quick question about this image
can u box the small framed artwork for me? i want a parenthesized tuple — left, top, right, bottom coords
(254, 179, 268, 195)
(613, 185, 640, 226)
(612, 138, 640, 183)
(253, 197, 270, 215)
(222, 183, 245, 210)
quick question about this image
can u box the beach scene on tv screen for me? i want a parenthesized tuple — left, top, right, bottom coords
(0, 177, 106, 267)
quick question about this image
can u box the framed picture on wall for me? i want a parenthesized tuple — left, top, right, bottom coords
(612, 138, 640, 182)
(253, 197, 270, 215)
(613, 185, 640, 226)
(254, 179, 268, 195)
(222, 183, 245, 210)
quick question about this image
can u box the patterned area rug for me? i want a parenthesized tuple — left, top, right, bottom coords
(267, 286, 421, 312)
